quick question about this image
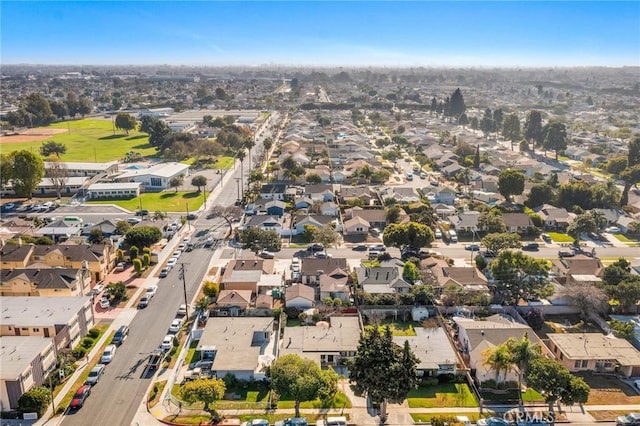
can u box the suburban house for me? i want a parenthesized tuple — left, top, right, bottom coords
(393, 327, 458, 377)
(423, 258, 489, 293)
(433, 187, 457, 205)
(86, 182, 142, 199)
(449, 211, 481, 233)
(432, 203, 457, 219)
(34, 220, 82, 243)
(318, 268, 351, 302)
(83, 220, 119, 238)
(382, 187, 420, 203)
(265, 200, 286, 217)
(355, 265, 412, 294)
(294, 197, 314, 210)
(547, 333, 640, 377)
(1, 336, 57, 411)
(0, 244, 114, 282)
(116, 162, 190, 191)
(342, 215, 370, 236)
(244, 215, 284, 235)
(502, 213, 535, 233)
(339, 186, 378, 206)
(480, 175, 499, 193)
(320, 201, 340, 217)
(215, 290, 252, 313)
(344, 207, 404, 231)
(292, 215, 334, 235)
(260, 183, 287, 201)
(550, 255, 604, 285)
(279, 316, 360, 375)
(197, 317, 275, 381)
(301, 258, 349, 285)
(303, 184, 335, 203)
(0, 296, 94, 351)
(285, 284, 316, 309)
(220, 259, 275, 293)
(0, 268, 92, 297)
(453, 315, 548, 384)
(535, 204, 575, 230)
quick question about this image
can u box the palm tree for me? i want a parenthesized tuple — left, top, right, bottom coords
(482, 344, 514, 384)
(505, 333, 541, 397)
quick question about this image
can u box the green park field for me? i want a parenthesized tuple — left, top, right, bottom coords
(1, 118, 157, 162)
(86, 191, 205, 213)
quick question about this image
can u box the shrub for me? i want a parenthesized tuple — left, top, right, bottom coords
(431, 415, 457, 426)
(129, 245, 139, 259)
(116, 249, 124, 262)
(72, 347, 87, 359)
(133, 258, 142, 274)
(142, 253, 150, 268)
(87, 328, 100, 339)
(18, 386, 51, 416)
(80, 337, 94, 349)
(143, 247, 151, 255)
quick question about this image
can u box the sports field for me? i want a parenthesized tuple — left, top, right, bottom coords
(0, 118, 157, 162)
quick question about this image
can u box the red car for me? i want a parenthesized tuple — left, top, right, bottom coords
(69, 384, 91, 410)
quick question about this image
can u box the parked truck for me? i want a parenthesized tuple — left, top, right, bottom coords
(146, 348, 165, 371)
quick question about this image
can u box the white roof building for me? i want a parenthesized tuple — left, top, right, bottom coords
(116, 162, 190, 190)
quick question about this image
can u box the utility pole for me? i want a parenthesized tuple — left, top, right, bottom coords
(179, 263, 190, 320)
(235, 178, 241, 202)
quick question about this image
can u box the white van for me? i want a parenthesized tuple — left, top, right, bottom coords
(448, 229, 458, 243)
(317, 417, 347, 426)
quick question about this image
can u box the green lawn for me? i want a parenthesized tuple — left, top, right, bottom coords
(277, 392, 351, 410)
(407, 383, 478, 408)
(4, 119, 158, 162)
(411, 413, 483, 423)
(365, 321, 417, 337)
(480, 388, 544, 403)
(86, 191, 204, 212)
(614, 234, 640, 245)
(215, 156, 236, 170)
(547, 232, 574, 242)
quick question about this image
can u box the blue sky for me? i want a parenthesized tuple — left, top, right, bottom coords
(2, 1, 639, 67)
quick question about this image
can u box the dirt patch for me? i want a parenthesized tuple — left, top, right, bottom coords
(589, 410, 629, 421)
(0, 128, 68, 143)
(580, 373, 640, 405)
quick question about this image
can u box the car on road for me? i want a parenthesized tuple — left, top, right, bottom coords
(370, 244, 386, 252)
(522, 242, 540, 251)
(159, 267, 171, 278)
(178, 243, 186, 251)
(85, 364, 105, 386)
(558, 250, 575, 258)
(434, 229, 442, 239)
(172, 250, 182, 258)
(616, 413, 640, 426)
(275, 418, 308, 426)
(186, 243, 194, 252)
(146, 285, 158, 298)
(258, 250, 275, 259)
(114, 262, 125, 272)
(161, 335, 174, 351)
(167, 257, 178, 268)
(135, 209, 149, 216)
(606, 226, 622, 234)
(69, 385, 91, 410)
(138, 295, 150, 309)
(112, 325, 129, 346)
(465, 244, 480, 251)
(291, 259, 300, 272)
(307, 243, 324, 253)
(541, 233, 552, 243)
(2, 203, 16, 211)
(477, 417, 510, 426)
(204, 237, 214, 247)
(177, 304, 187, 316)
(92, 284, 105, 296)
(314, 252, 333, 259)
(101, 345, 116, 364)
(352, 244, 368, 251)
(98, 297, 110, 309)
(126, 217, 142, 224)
(169, 318, 184, 333)
(482, 250, 497, 258)
(241, 420, 270, 426)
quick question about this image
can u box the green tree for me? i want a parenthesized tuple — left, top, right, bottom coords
(77, 97, 93, 117)
(611, 276, 640, 312)
(383, 222, 434, 249)
(142, 253, 151, 268)
(473, 145, 480, 169)
(169, 175, 183, 193)
(607, 156, 629, 176)
(238, 228, 281, 253)
(481, 232, 521, 253)
(482, 343, 513, 382)
(524, 110, 544, 153)
(470, 116, 479, 130)
(527, 358, 589, 411)
(602, 258, 631, 286)
(25, 92, 54, 125)
(543, 121, 568, 160)
(502, 113, 521, 150)
(609, 319, 635, 340)
(480, 108, 495, 137)
(124, 226, 162, 249)
(115, 220, 132, 235)
(403, 261, 420, 284)
(39, 140, 67, 158)
(7, 150, 45, 198)
(526, 184, 555, 208)
(567, 212, 598, 243)
(18, 386, 51, 416)
(505, 333, 542, 396)
(490, 250, 550, 304)
(306, 173, 322, 184)
(0, 154, 12, 188)
(180, 378, 226, 411)
(386, 206, 403, 224)
(269, 354, 338, 418)
(196, 296, 211, 313)
(479, 209, 506, 233)
(114, 113, 137, 134)
(498, 169, 525, 202)
(50, 100, 68, 119)
(106, 281, 127, 302)
(411, 284, 435, 304)
(202, 280, 219, 298)
(263, 137, 273, 152)
(133, 258, 143, 273)
(307, 226, 340, 250)
(347, 326, 418, 423)
(88, 229, 104, 244)
(620, 165, 640, 206)
(191, 175, 208, 192)
(129, 245, 139, 259)
(448, 88, 465, 119)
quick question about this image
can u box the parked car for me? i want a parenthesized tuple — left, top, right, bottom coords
(168, 318, 184, 333)
(126, 217, 142, 224)
(352, 244, 368, 251)
(275, 418, 308, 426)
(167, 257, 178, 268)
(161, 335, 174, 351)
(178, 243, 186, 251)
(204, 237, 214, 247)
(172, 250, 182, 258)
(558, 250, 575, 258)
(69, 385, 91, 410)
(98, 297, 110, 309)
(314, 252, 333, 259)
(186, 243, 194, 252)
(101, 345, 117, 363)
(522, 242, 539, 251)
(135, 209, 149, 216)
(242, 419, 270, 426)
(606, 226, 622, 234)
(92, 284, 105, 296)
(258, 250, 275, 259)
(146, 285, 158, 298)
(478, 418, 510, 426)
(616, 413, 640, 426)
(111, 325, 129, 346)
(2, 203, 16, 211)
(307, 243, 324, 253)
(434, 229, 442, 239)
(465, 244, 480, 251)
(138, 295, 151, 309)
(159, 267, 171, 278)
(177, 304, 187, 316)
(85, 364, 105, 386)
(541, 233, 551, 243)
(370, 244, 386, 252)
(114, 262, 125, 272)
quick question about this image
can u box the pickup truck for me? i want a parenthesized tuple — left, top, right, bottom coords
(146, 348, 165, 371)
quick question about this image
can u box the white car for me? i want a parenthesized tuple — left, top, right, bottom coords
(182, 237, 190, 244)
(168, 318, 184, 333)
(146, 285, 158, 298)
(606, 226, 622, 234)
(161, 335, 174, 351)
(98, 297, 110, 309)
(434, 229, 442, 239)
(101, 345, 116, 363)
(172, 250, 182, 258)
(167, 257, 178, 268)
(177, 244, 186, 252)
(126, 217, 142, 224)
(177, 304, 187, 316)
(92, 284, 105, 296)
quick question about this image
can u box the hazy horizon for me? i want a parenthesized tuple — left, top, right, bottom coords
(2, 1, 639, 67)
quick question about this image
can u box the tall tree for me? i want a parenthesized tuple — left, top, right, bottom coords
(482, 343, 513, 382)
(561, 282, 608, 316)
(306, 226, 340, 251)
(527, 357, 589, 411)
(543, 121, 568, 160)
(45, 157, 69, 199)
(0, 154, 12, 188)
(347, 326, 418, 423)
(481, 232, 521, 253)
(567, 211, 598, 243)
(238, 228, 281, 253)
(448, 88, 465, 119)
(383, 222, 434, 248)
(169, 175, 184, 193)
(502, 113, 521, 150)
(269, 354, 338, 418)
(492, 108, 504, 129)
(526, 184, 554, 208)
(620, 164, 640, 206)
(24, 93, 54, 126)
(191, 175, 208, 192)
(524, 110, 543, 153)
(473, 145, 480, 169)
(498, 169, 525, 202)
(478, 209, 507, 233)
(490, 250, 550, 304)
(49, 100, 68, 120)
(180, 378, 226, 411)
(470, 116, 479, 130)
(39, 141, 67, 158)
(115, 113, 137, 135)
(505, 333, 541, 397)
(7, 150, 45, 198)
(480, 108, 495, 138)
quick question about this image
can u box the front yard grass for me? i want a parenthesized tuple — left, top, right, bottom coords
(411, 413, 483, 422)
(547, 232, 574, 242)
(86, 190, 204, 212)
(407, 383, 478, 408)
(185, 340, 200, 364)
(579, 373, 640, 405)
(614, 234, 640, 245)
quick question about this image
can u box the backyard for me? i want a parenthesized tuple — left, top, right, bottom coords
(536, 314, 603, 339)
(407, 383, 478, 408)
(86, 190, 205, 212)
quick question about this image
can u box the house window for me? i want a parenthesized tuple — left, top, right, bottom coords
(33, 328, 39, 332)
(574, 360, 581, 368)
(150, 177, 162, 187)
(581, 360, 588, 368)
